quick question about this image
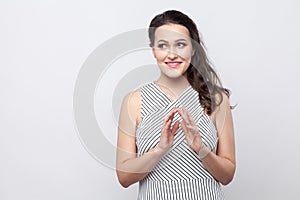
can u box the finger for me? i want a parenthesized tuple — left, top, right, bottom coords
(164, 107, 177, 123)
(180, 120, 193, 145)
(182, 107, 193, 124)
(163, 110, 174, 125)
(183, 107, 196, 126)
(165, 119, 172, 130)
(180, 120, 188, 134)
(178, 107, 190, 125)
(171, 120, 180, 137)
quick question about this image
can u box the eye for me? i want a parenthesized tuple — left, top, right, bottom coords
(158, 43, 167, 49)
(177, 42, 187, 48)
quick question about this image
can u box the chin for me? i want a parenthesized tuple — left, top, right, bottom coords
(162, 69, 185, 79)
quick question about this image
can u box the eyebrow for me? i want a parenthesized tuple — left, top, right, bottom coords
(157, 39, 188, 43)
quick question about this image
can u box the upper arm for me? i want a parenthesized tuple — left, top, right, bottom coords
(213, 92, 236, 164)
(116, 89, 141, 170)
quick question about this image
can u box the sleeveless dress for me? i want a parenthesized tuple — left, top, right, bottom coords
(135, 82, 225, 200)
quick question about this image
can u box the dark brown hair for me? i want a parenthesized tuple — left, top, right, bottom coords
(148, 10, 231, 115)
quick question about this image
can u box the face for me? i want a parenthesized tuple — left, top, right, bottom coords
(152, 23, 194, 79)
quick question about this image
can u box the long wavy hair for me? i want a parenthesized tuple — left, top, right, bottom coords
(148, 10, 232, 115)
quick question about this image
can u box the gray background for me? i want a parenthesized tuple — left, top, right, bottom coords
(1, 0, 300, 199)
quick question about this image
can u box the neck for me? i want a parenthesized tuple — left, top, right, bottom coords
(155, 74, 191, 96)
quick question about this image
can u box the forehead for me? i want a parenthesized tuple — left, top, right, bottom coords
(154, 24, 191, 42)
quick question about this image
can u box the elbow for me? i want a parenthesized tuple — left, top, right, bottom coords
(119, 179, 131, 188)
(119, 180, 131, 188)
(116, 170, 133, 188)
(220, 175, 234, 185)
(220, 165, 236, 185)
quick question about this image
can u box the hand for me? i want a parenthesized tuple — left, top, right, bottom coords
(156, 107, 180, 153)
(177, 106, 203, 154)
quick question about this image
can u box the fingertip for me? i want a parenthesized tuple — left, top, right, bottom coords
(177, 108, 182, 115)
(178, 121, 182, 126)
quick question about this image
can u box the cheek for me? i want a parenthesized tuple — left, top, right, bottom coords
(177, 49, 193, 60)
(154, 50, 168, 61)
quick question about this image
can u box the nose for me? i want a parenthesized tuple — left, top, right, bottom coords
(167, 49, 178, 60)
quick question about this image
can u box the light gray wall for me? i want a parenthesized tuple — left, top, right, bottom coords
(1, 0, 299, 199)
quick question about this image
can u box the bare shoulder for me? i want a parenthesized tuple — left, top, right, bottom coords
(127, 89, 141, 104)
(121, 88, 141, 126)
(215, 91, 231, 113)
(123, 89, 141, 111)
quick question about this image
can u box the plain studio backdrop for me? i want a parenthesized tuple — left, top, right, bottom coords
(1, 0, 299, 199)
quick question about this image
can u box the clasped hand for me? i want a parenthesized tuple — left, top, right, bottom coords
(155, 106, 204, 154)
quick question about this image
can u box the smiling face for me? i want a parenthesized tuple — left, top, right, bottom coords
(152, 23, 194, 79)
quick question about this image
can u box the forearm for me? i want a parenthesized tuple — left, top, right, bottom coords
(201, 152, 236, 185)
(117, 147, 165, 188)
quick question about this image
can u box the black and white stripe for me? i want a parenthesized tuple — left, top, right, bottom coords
(136, 82, 224, 200)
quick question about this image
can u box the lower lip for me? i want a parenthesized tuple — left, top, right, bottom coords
(166, 62, 181, 68)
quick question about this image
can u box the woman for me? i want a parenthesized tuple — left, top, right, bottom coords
(116, 10, 236, 200)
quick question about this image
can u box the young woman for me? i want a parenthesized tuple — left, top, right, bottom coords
(116, 10, 236, 200)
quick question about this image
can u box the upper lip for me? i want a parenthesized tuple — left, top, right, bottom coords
(165, 61, 182, 64)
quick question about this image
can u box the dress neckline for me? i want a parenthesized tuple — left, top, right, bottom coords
(151, 81, 192, 103)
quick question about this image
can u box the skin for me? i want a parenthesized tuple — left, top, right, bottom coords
(116, 24, 236, 188)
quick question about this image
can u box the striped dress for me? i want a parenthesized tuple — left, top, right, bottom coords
(135, 82, 224, 200)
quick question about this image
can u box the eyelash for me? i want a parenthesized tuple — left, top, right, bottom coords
(157, 43, 187, 49)
(177, 42, 187, 47)
(158, 44, 167, 49)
